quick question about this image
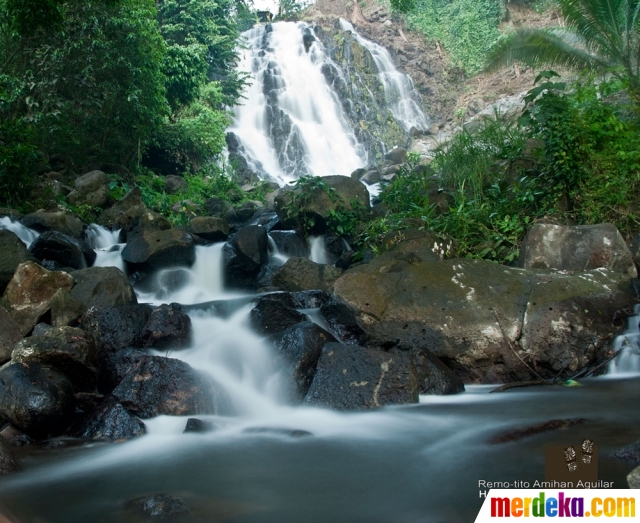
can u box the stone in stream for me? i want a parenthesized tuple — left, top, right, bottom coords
(269, 321, 337, 400)
(268, 231, 309, 258)
(0, 362, 75, 439)
(21, 210, 84, 240)
(0, 439, 17, 475)
(323, 233, 354, 268)
(28, 230, 96, 270)
(249, 296, 307, 336)
(82, 304, 153, 353)
(122, 229, 196, 272)
(320, 295, 368, 345)
(304, 343, 419, 410)
(0, 305, 22, 364)
(272, 257, 342, 292)
(183, 418, 215, 433)
(71, 397, 146, 440)
(124, 494, 189, 520)
(188, 216, 229, 242)
(140, 303, 192, 350)
(223, 225, 269, 290)
(612, 439, 640, 464)
(0, 229, 35, 294)
(411, 349, 465, 395)
(66, 170, 110, 209)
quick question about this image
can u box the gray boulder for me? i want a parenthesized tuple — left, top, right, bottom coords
(164, 175, 187, 195)
(97, 188, 171, 239)
(140, 303, 192, 350)
(0, 306, 21, 364)
(412, 349, 465, 395)
(223, 225, 269, 290)
(28, 230, 95, 270)
(71, 397, 145, 440)
(122, 229, 195, 271)
(249, 296, 307, 336)
(188, 216, 229, 242)
(273, 257, 342, 292)
(21, 211, 85, 239)
(67, 170, 110, 208)
(269, 231, 309, 258)
(0, 229, 34, 294)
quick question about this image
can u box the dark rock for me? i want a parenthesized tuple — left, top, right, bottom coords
(489, 418, 587, 444)
(71, 397, 145, 440)
(269, 231, 309, 258)
(249, 297, 306, 336)
(29, 230, 90, 270)
(112, 355, 231, 418)
(223, 226, 268, 290)
(520, 223, 636, 277)
(323, 233, 353, 267)
(32, 322, 52, 336)
(164, 175, 188, 195)
(0, 229, 34, 294)
(125, 494, 189, 520)
(122, 229, 196, 272)
(304, 343, 419, 409)
(0, 425, 31, 447)
(12, 326, 98, 391)
(613, 439, 640, 464)
(98, 188, 171, 239)
(0, 306, 22, 364)
(0, 362, 75, 439)
(183, 418, 215, 433)
(99, 348, 148, 393)
(272, 257, 342, 292)
(67, 170, 110, 208)
(188, 217, 229, 242)
(140, 303, 192, 350)
(2, 261, 75, 336)
(360, 169, 381, 184)
(320, 296, 367, 345)
(242, 427, 312, 437)
(289, 290, 331, 309)
(21, 211, 84, 239)
(350, 167, 367, 180)
(384, 147, 407, 165)
(203, 196, 233, 217)
(412, 349, 465, 395)
(0, 439, 17, 474)
(82, 304, 153, 353)
(269, 321, 336, 399)
(256, 264, 279, 289)
(236, 201, 262, 222)
(250, 211, 280, 232)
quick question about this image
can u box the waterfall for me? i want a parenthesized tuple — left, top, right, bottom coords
(608, 304, 640, 374)
(86, 224, 125, 271)
(338, 19, 429, 133)
(0, 217, 39, 247)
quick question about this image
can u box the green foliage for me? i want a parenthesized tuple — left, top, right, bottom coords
(404, 0, 505, 74)
(277, 0, 309, 20)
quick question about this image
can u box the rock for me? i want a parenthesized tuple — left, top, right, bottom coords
(82, 304, 153, 353)
(98, 188, 171, 239)
(140, 303, 192, 350)
(2, 261, 75, 336)
(269, 231, 309, 258)
(122, 229, 195, 272)
(0, 439, 17, 475)
(164, 175, 188, 195)
(304, 343, 419, 409)
(360, 169, 381, 184)
(203, 196, 233, 217)
(249, 297, 307, 336)
(67, 170, 110, 208)
(99, 348, 148, 393)
(333, 256, 635, 383)
(628, 466, 640, 488)
(111, 355, 231, 418)
(12, 326, 98, 391)
(0, 306, 21, 364)
(0, 229, 35, 294)
(274, 175, 370, 233)
(323, 233, 354, 267)
(236, 200, 263, 222)
(269, 321, 337, 400)
(319, 295, 368, 345)
(71, 397, 145, 440)
(412, 349, 465, 395)
(32, 322, 52, 336)
(183, 418, 214, 433)
(125, 494, 189, 520)
(256, 264, 279, 289)
(520, 223, 637, 277)
(272, 257, 342, 292)
(0, 424, 30, 447)
(188, 217, 229, 242)
(0, 362, 75, 439)
(250, 211, 280, 232)
(21, 211, 84, 240)
(379, 228, 454, 261)
(223, 225, 269, 290)
(384, 147, 407, 165)
(28, 230, 93, 270)
(350, 167, 367, 180)
(171, 199, 200, 214)
(612, 439, 640, 464)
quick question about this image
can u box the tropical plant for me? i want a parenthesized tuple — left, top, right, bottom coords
(487, 0, 640, 103)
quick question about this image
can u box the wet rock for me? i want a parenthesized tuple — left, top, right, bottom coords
(98, 188, 171, 239)
(612, 439, 640, 464)
(2, 261, 75, 336)
(269, 231, 309, 258)
(12, 326, 98, 391)
(489, 418, 587, 444)
(269, 321, 337, 399)
(0, 425, 31, 447)
(249, 297, 306, 336)
(164, 175, 188, 195)
(32, 322, 52, 336)
(112, 355, 231, 418)
(183, 418, 215, 433)
(28, 230, 93, 270)
(378, 228, 453, 261)
(125, 494, 189, 520)
(323, 233, 354, 268)
(255, 264, 279, 289)
(520, 223, 637, 277)
(0, 229, 35, 294)
(274, 175, 370, 233)
(188, 217, 229, 242)
(412, 349, 464, 395)
(0, 439, 17, 474)
(360, 169, 380, 184)
(350, 167, 367, 180)
(140, 303, 192, 350)
(320, 296, 367, 345)
(236, 200, 263, 222)
(203, 196, 233, 217)
(384, 147, 407, 165)
(21, 211, 84, 240)
(242, 427, 312, 437)
(71, 397, 145, 440)
(67, 170, 110, 208)
(0, 362, 75, 439)
(289, 290, 330, 309)
(304, 343, 419, 409)
(250, 211, 280, 232)
(272, 257, 342, 292)
(99, 348, 149, 393)
(223, 225, 269, 290)
(0, 306, 22, 364)
(122, 229, 196, 272)
(82, 304, 153, 353)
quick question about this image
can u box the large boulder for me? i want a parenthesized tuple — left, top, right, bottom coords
(304, 343, 419, 409)
(2, 261, 75, 336)
(12, 326, 98, 391)
(0, 306, 21, 364)
(28, 230, 95, 270)
(111, 355, 232, 418)
(0, 230, 35, 294)
(274, 175, 370, 233)
(164, 175, 187, 195)
(21, 211, 84, 240)
(82, 304, 153, 353)
(0, 362, 75, 439)
(0, 439, 17, 475)
(71, 397, 145, 440)
(188, 216, 229, 242)
(249, 296, 307, 336)
(97, 188, 171, 239)
(67, 170, 110, 208)
(269, 322, 337, 400)
(272, 257, 342, 292)
(223, 225, 269, 290)
(140, 303, 192, 350)
(269, 231, 309, 258)
(320, 295, 368, 345)
(412, 349, 465, 395)
(519, 223, 637, 277)
(333, 255, 636, 383)
(122, 229, 195, 272)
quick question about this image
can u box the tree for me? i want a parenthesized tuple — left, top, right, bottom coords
(487, 0, 640, 103)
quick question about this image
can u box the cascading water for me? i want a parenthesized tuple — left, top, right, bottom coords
(230, 22, 367, 184)
(0, 217, 39, 247)
(86, 224, 125, 272)
(608, 304, 640, 374)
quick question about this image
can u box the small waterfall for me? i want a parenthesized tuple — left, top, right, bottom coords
(267, 235, 289, 266)
(230, 22, 367, 183)
(0, 217, 39, 247)
(608, 304, 640, 374)
(339, 19, 429, 132)
(309, 235, 328, 264)
(86, 224, 125, 271)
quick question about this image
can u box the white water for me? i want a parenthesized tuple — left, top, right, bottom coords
(0, 217, 39, 247)
(85, 224, 125, 271)
(230, 22, 367, 183)
(608, 304, 640, 375)
(308, 235, 328, 264)
(339, 19, 430, 132)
